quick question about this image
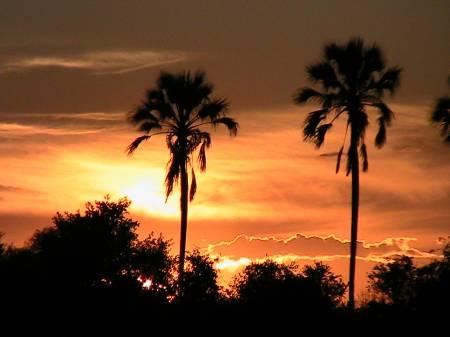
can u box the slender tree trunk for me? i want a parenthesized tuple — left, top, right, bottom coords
(348, 124, 359, 311)
(179, 160, 189, 279)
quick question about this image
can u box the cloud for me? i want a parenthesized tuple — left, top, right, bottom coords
(0, 122, 109, 137)
(206, 233, 441, 266)
(18, 112, 125, 122)
(1, 50, 188, 75)
(204, 233, 443, 292)
(199, 233, 445, 296)
(0, 184, 38, 194)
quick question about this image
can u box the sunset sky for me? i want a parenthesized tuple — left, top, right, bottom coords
(0, 0, 449, 296)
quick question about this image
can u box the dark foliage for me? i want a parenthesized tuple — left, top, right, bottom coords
(368, 240, 450, 312)
(431, 76, 450, 142)
(229, 260, 346, 311)
(177, 249, 221, 304)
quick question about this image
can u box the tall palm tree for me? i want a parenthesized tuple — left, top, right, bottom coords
(294, 38, 401, 309)
(127, 71, 238, 277)
(431, 76, 450, 142)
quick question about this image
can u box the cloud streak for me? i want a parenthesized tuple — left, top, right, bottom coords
(205, 233, 444, 293)
(206, 233, 441, 264)
(1, 50, 188, 75)
(0, 122, 106, 137)
(0, 184, 38, 194)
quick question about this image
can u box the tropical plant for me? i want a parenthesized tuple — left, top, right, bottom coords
(294, 37, 401, 309)
(127, 71, 238, 277)
(177, 249, 221, 304)
(431, 76, 450, 142)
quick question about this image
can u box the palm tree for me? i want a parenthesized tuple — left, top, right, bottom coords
(294, 38, 401, 309)
(431, 76, 450, 142)
(127, 71, 238, 277)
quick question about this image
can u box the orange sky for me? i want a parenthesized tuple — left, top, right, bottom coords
(0, 0, 449, 298)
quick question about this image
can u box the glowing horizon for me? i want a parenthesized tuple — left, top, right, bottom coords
(0, 0, 448, 302)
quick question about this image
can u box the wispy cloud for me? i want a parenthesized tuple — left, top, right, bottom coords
(206, 233, 441, 265)
(0, 184, 38, 194)
(0, 122, 106, 137)
(1, 50, 188, 75)
(205, 233, 444, 291)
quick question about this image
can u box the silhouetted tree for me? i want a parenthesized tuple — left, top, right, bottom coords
(302, 262, 347, 307)
(431, 76, 450, 142)
(294, 37, 401, 309)
(368, 241, 450, 312)
(0, 233, 5, 256)
(28, 196, 139, 291)
(413, 241, 450, 310)
(126, 71, 238, 277)
(0, 197, 174, 308)
(131, 233, 175, 301)
(177, 249, 221, 304)
(368, 255, 416, 305)
(230, 260, 299, 305)
(230, 260, 345, 312)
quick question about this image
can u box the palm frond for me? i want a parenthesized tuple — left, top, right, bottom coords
(294, 88, 323, 105)
(325, 38, 364, 87)
(431, 96, 450, 141)
(212, 117, 238, 136)
(197, 98, 229, 120)
(314, 123, 333, 148)
(324, 42, 342, 64)
(306, 62, 340, 89)
(431, 96, 450, 123)
(198, 142, 207, 172)
(375, 117, 387, 148)
(126, 135, 151, 155)
(158, 70, 214, 120)
(360, 45, 385, 82)
(360, 143, 368, 172)
(128, 105, 158, 125)
(303, 109, 329, 140)
(195, 132, 211, 172)
(336, 146, 344, 174)
(189, 168, 197, 202)
(372, 102, 394, 126)
(373, 67, 402, 95)
(138, 121, 162, 133)
(165, 155, 180, 201)
(191, 70, 213, 105)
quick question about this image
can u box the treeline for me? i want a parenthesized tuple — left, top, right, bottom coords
(0, 197, 448, 326)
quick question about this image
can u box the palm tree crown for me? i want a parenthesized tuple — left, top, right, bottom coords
(127, 71, 238, 201)
(295, 38, 401, 173)
(127, 70, 238, 277)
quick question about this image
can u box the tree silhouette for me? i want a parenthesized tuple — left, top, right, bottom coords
(230, 260, 300, 305)
(229, 260, 345, 311)
(294, 37, 401, 309)
(431, 76, 450, 142)
(368, 240, 450, 312)
(131, 233, 175, 302)
(302, 262, 347, 307)
(0, 197, 175, 308)
(28, 196, 140, 290)
(127, 71, 238, 278)
(368, 255, 416, 305)
(177, 249, 221, 304)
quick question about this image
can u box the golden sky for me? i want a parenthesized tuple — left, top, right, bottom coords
(0, 0, 449, 296)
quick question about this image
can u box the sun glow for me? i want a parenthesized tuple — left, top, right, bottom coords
(121, 179, 178, 217)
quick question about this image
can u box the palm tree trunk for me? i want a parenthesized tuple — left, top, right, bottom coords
(348, 124, 359, 310)
(179, 160, 189, 279)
